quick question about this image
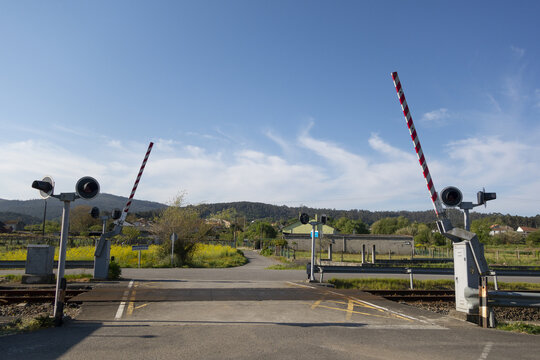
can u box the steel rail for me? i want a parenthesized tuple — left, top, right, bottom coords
(0, 289, 87, 304)
(0, 260, 94, 269)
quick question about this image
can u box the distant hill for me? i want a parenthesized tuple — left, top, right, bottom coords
(0, 211, 41, 225)
(2, 197, 539, 228)
(186, 201, 540, 228)
(0, 194, 166, 223)
(186, 201, 523, 227)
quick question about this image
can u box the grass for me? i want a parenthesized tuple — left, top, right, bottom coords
(497, 322, 540, 335)
(267, 263, 306, 270)
(327, 278, 540, 291)
(190, 244, 248, 268)
(328, 278, 455, 290)
(0, 274, 23, 283)
(0, 315, 55, 336)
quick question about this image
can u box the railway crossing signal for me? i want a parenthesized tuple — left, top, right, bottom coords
(299, 213, 310, 224)
(391, 71, 497, 326)
(31, 175, 101, 326)
(75, 176, 100, 200)
(440, 186, 463, 207)
(477, 189, 496, 206)
(31, 176, 55, 199)
(90, 207, 100, 219)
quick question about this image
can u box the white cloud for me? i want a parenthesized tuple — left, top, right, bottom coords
(107, 140, 123, 149)
(421, 108, 450, 125)
(368, 133, 415, 161)
(265, 129, 292, 154)
(2, 124, 540, 215)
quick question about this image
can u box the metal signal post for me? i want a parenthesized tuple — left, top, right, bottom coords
(31, 176, 100, 325)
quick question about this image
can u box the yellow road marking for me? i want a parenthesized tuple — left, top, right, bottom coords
(126, 281, 138, 316)
(326, 300, 348, 305)
(134, 303, 148, 310)
(350, 299, 385, 312)
(309, 297, 414, 322)
(346, 300, 354, 321)
(314, 304, 392, 319)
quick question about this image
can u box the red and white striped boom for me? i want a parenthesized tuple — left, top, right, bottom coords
(120, 142, 154, 223)
(391, 72, 445, 217)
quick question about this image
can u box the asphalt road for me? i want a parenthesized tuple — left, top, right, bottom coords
(1, 251, 539, 360)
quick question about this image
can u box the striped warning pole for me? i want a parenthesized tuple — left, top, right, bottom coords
(391, 72, 445, 217)
(120, 142, 154, 223)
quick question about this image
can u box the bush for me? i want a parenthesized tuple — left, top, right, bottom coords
(108, 261, 121, 280)
(527, 230, 540, 246)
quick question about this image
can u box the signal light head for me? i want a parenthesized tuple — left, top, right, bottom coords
(75, 176, 100, 200)
(299, 213, 310, 225)
(90, 207, 100, 219)
(440, 186, 463, 207)
(477, 189, 496, 206)
(31, 176, 55, 199)
(111, 208, 122, 220)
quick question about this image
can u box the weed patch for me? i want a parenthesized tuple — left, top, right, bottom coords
(497, 322, 540, 335)
(0, 315, 54, 335)
(328, 278, 540, 291)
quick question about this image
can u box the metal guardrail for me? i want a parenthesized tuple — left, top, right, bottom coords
(373, 258, 454, 264)
(315, 264, 540, 309)
(488, 291, 540, 308)
(466, 288, 540, 308)
(0, 260, 94, 269)
(310, 264, 540, 283)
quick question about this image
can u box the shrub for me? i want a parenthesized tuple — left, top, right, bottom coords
(527, 230, 540, 246)
(108, 261, 121, 280)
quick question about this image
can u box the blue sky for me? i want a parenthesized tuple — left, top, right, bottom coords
(1, 1, 540, 215)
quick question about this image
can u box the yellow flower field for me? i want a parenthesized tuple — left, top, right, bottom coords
(0, 243, 246, 268)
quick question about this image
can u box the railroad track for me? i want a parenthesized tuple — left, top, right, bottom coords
(0, 289, 89, 304)
(366, 289, 455, 302)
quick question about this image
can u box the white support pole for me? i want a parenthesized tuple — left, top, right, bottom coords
(54, 200, 71, 324)
(310, 223, 316, 282)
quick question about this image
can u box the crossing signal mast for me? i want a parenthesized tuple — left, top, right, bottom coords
(391, 72, 496, 326)
(31, 175, 101, 325)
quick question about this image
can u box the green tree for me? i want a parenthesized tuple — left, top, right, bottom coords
(333, 217, 369, 234)
(24, 220, 61, 234)
(526, 230, 540, 246)
(209, 207, 244, 242)
(412, 223, 447, 246)
(395, 222, 420, 237)
(245, 221, 277, 240)
(371, 216, 410, 234)
(70, 205, 100, 235)
(152, 194, 212, 266)
(122, 226, 141, 244)
(471, 218, 494, 244)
